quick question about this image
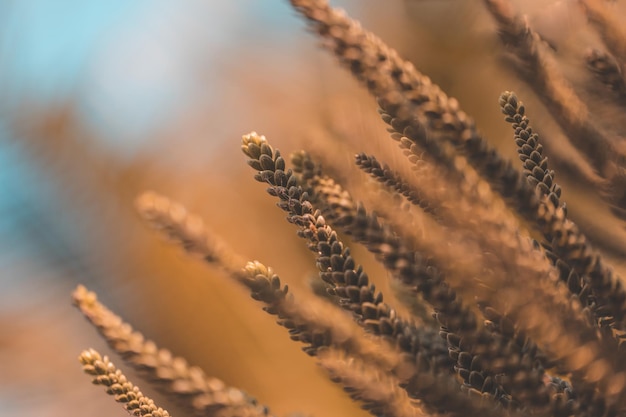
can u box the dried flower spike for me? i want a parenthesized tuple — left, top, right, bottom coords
(73, 285, 270, 417)
(79, 348, 172, 417)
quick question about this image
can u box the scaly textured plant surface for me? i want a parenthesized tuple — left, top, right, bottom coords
(73, 1, 626, 417)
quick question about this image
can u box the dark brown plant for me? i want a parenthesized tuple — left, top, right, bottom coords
(73, 1, 626, 417)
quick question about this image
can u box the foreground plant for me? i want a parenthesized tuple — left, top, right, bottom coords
(79, 348, 172, 417)
(74, 1, 626, 417)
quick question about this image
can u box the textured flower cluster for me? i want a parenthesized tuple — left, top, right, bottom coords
(74, 1, 626, 417)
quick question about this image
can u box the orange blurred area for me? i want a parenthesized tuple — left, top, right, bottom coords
(2, 1, 626, 416)
(0, 2, 410, 416)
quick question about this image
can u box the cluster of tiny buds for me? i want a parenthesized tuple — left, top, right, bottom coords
(79, 348, 172, 417)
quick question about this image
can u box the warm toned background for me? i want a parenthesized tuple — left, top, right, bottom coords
(1, 1, 625, 417)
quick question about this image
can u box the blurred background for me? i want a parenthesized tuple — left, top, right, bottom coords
(1, 1, 625, 416)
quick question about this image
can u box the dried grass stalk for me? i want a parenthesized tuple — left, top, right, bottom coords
(73, 285, 270, 417)
(79, 348, 172, 417)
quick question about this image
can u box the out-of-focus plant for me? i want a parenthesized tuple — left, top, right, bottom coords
(71, 1, 626, 417)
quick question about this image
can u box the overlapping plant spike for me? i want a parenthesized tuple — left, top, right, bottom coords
(485, 0, 626, 216)
(73, 285, 272, 417)
(74, 1, 626, 417)
(498, 91, 622, 338)
(79, 348, 173, 417)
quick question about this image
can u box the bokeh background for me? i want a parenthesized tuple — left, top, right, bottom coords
(1, 1, 625, 416)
